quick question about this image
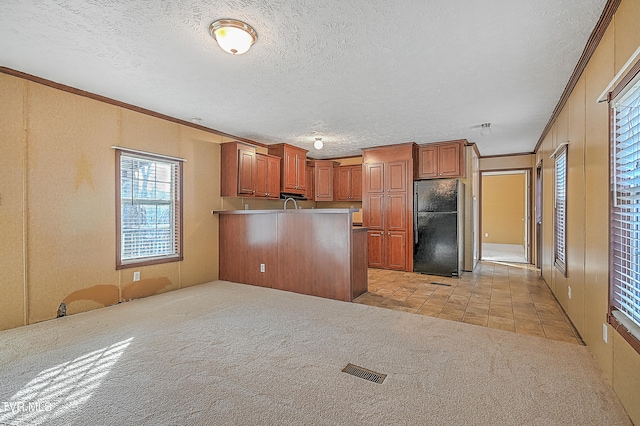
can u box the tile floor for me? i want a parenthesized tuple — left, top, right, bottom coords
(354, 261, 583, 345)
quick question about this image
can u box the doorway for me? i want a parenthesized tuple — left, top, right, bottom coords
(480, 170, 531, 263)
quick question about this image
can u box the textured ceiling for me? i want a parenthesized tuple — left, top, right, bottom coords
(0, 0, 606, 158)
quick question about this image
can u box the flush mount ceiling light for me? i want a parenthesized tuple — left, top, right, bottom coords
(209, 19, 257, 55)
(314, 137, 324, 150)
(480, 122, 492, 137)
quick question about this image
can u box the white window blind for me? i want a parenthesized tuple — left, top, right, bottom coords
(612, 75, 640, 336)
(117, 150, 183, 267)
(553, 143, 568, 275)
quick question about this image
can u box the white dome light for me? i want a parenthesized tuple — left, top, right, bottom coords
(209, 19, 257, 55)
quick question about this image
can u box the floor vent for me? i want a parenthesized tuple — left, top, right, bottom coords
(342, 363, 387, 384)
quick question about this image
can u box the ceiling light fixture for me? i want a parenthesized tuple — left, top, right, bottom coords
(314, 137, 324, 150)
(480, 123, 492, 137)
(209, 19, 257, 55)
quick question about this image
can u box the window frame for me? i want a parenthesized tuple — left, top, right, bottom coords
(115, 148, 184, 270)
(552, 142, 568, 277)
(608, 58, 640, 355)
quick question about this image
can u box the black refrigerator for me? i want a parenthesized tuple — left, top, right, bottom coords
(413, 179, 464, 277)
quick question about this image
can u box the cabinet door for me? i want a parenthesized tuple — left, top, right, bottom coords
(365, 162, 384, 193)
(334, 167, 352, 201)
(238, 148, 255, 195)
(367, 230, 385, 269)
(418, 146, 439, 179)
(282, 149, 298, 191)
(314, 163, 333, 201)
(386, 161, 407, 193)
(439, 143, 461, 177)
(266, 155, 280, 199)
(295, 152, 306, 191)
(364, 193, 384, 230)
(386, 192, 407, 231)
(305, 165, 314, 200)
(253, 154, 268, 197)
(351, 165, 362, 201)
(386, 231, 406, 270)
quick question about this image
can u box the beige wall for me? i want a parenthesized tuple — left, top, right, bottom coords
(0, 73, 221, 330)
(536, 0, 640, 422)
(482, 173, 525, 245)
(479, 154, 535, 171)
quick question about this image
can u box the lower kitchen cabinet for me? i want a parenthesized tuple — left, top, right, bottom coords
(366, 230, 406, 271)
(367, 230, 384, 269)
(386, 231, 407, 270)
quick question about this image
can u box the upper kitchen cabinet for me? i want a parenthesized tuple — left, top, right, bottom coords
(254, 153, 281, 199)
(308, 160, 338, 201)
(268, 143, 308, 195)
(415, 140, 466, 179)
(334, 165, 362, 202)
(221, 141, 256, 197)
(304, 162, 314, 201)
(220, 141, 280, 199)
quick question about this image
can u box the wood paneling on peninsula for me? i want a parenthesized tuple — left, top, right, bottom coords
(216, 209, 367, 302)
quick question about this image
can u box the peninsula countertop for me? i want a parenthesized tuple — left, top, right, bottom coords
(212, 208, 360, 215)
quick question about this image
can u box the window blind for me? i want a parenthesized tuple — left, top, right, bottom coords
(118, 151, 182, 266)
(612, 75, 640, 334)
(553, 144, 568, 274)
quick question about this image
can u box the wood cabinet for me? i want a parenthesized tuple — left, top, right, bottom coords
(268, 143, 308, 194)
(254, 153, 281, 199)
(415, 140, 465, 179)
(221, 142, 256, 197)
(334, 165, 362, 201)
(221, 142, 280, 199)
(362, 143, 415, 272)
(309, 160, 337, 201)
(304, 164, 314, 201)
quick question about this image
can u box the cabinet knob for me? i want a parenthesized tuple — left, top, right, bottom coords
(388, 232, 390, 236)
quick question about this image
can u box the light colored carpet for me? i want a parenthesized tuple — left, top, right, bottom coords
(0, 281, 631, 425)
(482, 243, 527, 263)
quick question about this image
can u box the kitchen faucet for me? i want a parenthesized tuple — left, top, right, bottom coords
(283, 197, 298, 210)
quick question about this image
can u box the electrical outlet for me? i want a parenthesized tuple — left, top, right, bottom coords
(484, 233, 489, 237)
(568, 286, 572, 300)
(133, 271, 140, 282)
(244, 204, 249, 210)
(260, 263, 265, 273)
(603, 323, 608, 343)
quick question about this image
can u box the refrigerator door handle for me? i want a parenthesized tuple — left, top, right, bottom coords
(413, 212, 418, 244)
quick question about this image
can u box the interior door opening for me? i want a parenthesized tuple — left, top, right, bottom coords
(480, 169, 531, 264)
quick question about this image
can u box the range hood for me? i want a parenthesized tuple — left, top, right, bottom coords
(280, 192, 307, 200)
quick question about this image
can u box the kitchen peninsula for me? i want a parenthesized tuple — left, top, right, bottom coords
(214, 208, 368, 302)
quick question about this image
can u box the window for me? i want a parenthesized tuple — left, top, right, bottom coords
(610, 65, 640, 351)
(552, 142, 568, 276)
(115, 148, 183, 269)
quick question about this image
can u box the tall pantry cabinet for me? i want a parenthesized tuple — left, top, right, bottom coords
(362, 143, 415, 271)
